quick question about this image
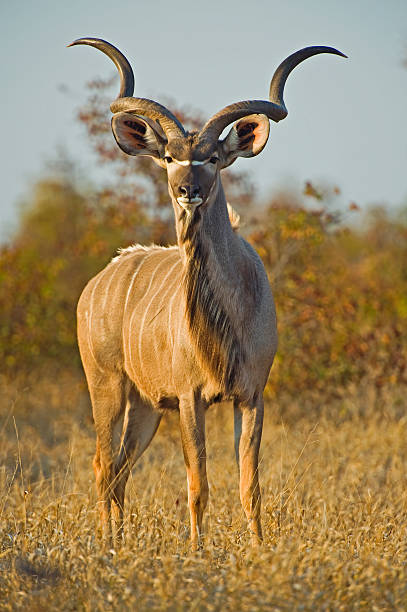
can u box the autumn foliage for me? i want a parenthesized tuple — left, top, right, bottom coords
(1, 79, 406, 405)
(251, 199, 407, 400)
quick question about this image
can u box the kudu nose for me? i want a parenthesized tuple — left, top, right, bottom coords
(178, 185, 201, 200)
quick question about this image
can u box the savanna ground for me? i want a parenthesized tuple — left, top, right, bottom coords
(1, 374, 407, 611)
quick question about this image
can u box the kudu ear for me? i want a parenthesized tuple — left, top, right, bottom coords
(111, 112, 167, 164)
(219, 114, 270, 168)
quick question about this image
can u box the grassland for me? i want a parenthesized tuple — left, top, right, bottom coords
(1, 374, 407, 611)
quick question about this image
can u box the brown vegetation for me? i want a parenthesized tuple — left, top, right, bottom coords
(1, 379, 407, 610)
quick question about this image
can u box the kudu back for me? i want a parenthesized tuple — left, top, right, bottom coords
(71, 38, 345, 547)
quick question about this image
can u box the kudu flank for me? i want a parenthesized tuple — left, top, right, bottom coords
(71, 38, 345, 547)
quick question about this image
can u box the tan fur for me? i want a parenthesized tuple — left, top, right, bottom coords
(71, 37, 344, 548)
(77, 119, 277, 548)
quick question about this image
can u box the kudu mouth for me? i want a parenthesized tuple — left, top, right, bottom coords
(176, 171, 220, 217)
(177, 197, 204, 215)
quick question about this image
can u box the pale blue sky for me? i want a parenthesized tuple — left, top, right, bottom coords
(1, 0, 406, 239)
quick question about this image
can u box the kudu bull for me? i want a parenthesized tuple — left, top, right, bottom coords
(71, 38, 345, 547)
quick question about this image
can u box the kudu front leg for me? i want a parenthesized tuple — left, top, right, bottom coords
(179, 392, 208, 551)
(234, 397, 264, 544)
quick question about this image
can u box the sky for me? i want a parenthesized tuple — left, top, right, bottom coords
(1, 0, 406, 240)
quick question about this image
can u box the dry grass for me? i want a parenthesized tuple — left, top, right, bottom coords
(1, 375, 407, 611)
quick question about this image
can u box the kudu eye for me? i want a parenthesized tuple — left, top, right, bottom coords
(209, 157, 218, 164)
(164, 156, 173, 164)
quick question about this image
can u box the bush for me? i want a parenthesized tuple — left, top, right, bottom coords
(248, 198, 407, 398)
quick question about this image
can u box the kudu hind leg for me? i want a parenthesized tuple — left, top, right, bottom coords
(90, 374, 128, 538)
(179, 393, 208, 550)
(234, 397, 264, 544)
(112, 389, 161, 538)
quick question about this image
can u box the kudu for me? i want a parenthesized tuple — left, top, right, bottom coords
(71, 38, 345, 547)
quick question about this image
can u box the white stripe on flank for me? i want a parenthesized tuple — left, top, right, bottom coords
(101, 257, 126, 313)
(123, 250, 156, 318)
(126, 253, 165, 382)
(87, 265, 111, 372)
(137, 257, 180, 389)
(169, 281, 182, 391)
(173, 280, 186, 392)
(151, 263, 181, 377)
(85, 310, 105, 372)
(123, 252, 156, 385)
(127, 254, 172, 383)
(167, 280, 181, 352)
(127, 307, 140, 383)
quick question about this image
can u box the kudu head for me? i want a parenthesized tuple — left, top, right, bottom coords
(69, 39, 345, 226)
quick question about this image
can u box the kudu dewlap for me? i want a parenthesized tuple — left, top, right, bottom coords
(71, 37, 346, 547)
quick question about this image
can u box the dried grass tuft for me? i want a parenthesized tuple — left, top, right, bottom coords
(1, 377, 407, 610)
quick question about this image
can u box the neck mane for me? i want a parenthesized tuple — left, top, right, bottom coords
(177, 182, 259, 396)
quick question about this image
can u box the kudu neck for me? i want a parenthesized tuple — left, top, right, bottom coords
(175, 175, 240, 271)
(175, 174, 250, 397)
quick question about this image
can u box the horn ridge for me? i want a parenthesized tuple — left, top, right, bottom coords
(69, 37, 186, 140)
(111, 98, 186, 137)
(199, 45, 346, 142)
(68, 37, 135, 99)
(269, 45, 347, 113)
